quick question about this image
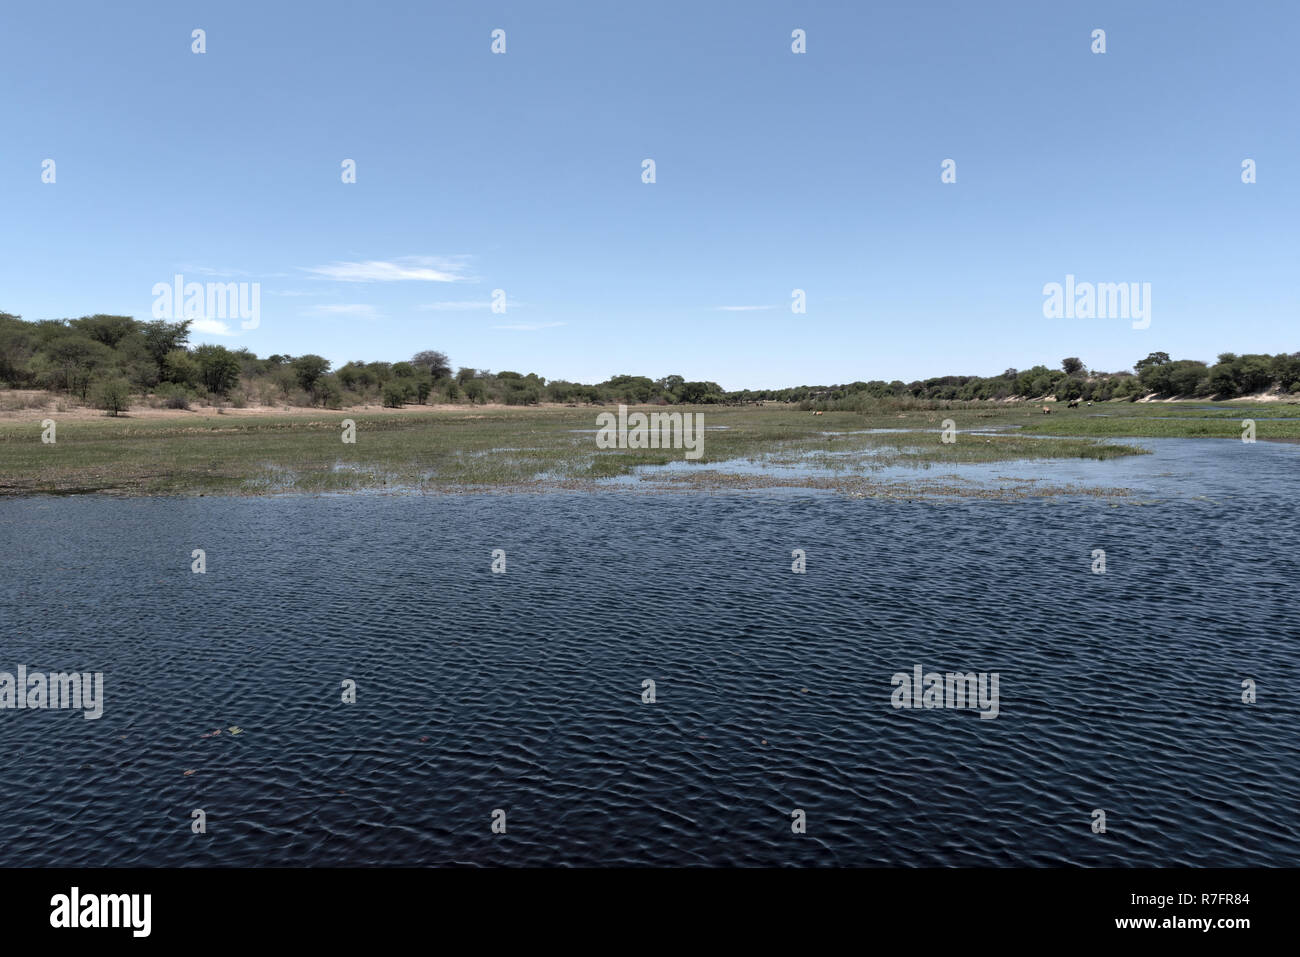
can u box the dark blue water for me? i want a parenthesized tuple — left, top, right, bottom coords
(1, 439, 1297, 866)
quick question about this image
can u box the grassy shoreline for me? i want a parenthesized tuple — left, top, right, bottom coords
(0, 400, 1293, 498)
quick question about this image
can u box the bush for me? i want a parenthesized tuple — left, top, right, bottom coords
(93, 378, 132, 416)
(504, 386, 540, 405)
(383, 384, 407, 408)
(154, 382, 193, 409)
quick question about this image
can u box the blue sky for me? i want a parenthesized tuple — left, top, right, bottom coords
(1, 1, 1295, 390)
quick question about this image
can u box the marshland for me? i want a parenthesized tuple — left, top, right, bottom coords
(3, 397, 1297, 498)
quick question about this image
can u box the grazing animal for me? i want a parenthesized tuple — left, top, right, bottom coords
(812, 410, 825, 416)
(1067, 399, 1080, 408)
(1041, 406, 1052, 414)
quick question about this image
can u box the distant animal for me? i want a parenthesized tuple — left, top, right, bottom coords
(1067, 399, 1080, 408)
(812, 410, 825, 416)
(1086, 401, 1093, 406)
(1041, 406, 1052, 414)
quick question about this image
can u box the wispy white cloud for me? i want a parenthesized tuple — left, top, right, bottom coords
(190, 318, 239, 336)
(303, 303, 380, 319)
(715, 304, 778, 312)
(303, 256, 473, 283)
(492, 321, 566, 331)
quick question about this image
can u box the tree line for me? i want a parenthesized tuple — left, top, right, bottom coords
(791, 352, 1300, 411)
(0, 312, 728, 412)
(0, 312, 1295, 414)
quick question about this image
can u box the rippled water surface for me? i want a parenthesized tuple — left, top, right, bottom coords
(1, 439, 1297, 866)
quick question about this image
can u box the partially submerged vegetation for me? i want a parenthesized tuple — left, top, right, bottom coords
(7, 399, 1293, 498)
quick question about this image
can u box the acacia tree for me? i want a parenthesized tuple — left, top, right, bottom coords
(192, 344, 242, 395)
(411, 350, 451, 379)
(40, 335, 113, 398)
(72, 314, 139, 349)
(292, 354, 331, 395)
(142, 319, 192, 377)
(1134, 352, 1170, 373)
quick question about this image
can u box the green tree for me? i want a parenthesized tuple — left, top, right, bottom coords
(162, 348, 200, 388)
(411, 350, 451, 379)
(656, 374, 685, 399)
(1056, 378, 1084, 401)
(72, 314, 139, 349)
(1134, 351, 1171, 373)
(0, 313, 35, 385)
(292, 354, 331, 393)
(315, 375, 343, 409)
(679, 380, 725, 403)
(1141, 359, 1206, 396)
(192, 344, 242, 395)
(142, 319, 193, 376)
(93, 378, 132, 416)
(40, 335, 113, 398)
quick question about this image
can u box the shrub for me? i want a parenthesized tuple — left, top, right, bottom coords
(154, 382, 193, 409)
(504, 386, 540, 405)
(94, 378, 132, 416)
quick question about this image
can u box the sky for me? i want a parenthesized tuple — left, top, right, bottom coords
(1, 1, 1296, 391)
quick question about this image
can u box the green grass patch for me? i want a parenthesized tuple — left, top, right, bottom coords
(0, 402, 1187, 497)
